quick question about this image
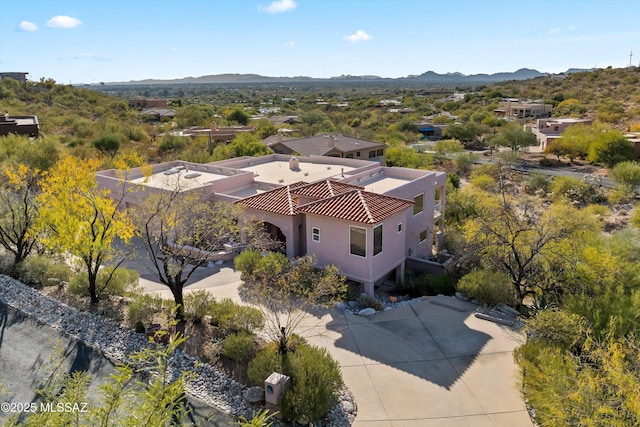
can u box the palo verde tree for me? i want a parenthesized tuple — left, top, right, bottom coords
(135, 181, 274, 321)
(35, 155, 135, 304)
(0, 163, 42, 272)
(236, 252, 347, 354)
(490, 122, 537, 152)
(461, 196, 595, 308)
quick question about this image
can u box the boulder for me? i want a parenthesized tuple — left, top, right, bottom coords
(243, 386, 264, 404)
(358, 307, 376, 316)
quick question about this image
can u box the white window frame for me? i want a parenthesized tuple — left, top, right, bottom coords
(349, 226, 367, 258)
(373, 224, 383, 256)
(413, 193, 424, 215)
(312, 227, 320, 242)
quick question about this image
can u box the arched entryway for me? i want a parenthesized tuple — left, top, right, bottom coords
(262, 221, 287, 254)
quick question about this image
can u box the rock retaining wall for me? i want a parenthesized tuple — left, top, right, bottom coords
(0, 275, 355, 426)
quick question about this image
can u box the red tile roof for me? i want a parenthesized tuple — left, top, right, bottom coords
(298, 190, 413, 224)
(292, 180, 363, 200)
(235, 181, 307, 215)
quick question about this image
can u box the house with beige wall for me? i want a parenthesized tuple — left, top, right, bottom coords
(528, 117, 593, 150)
(97, 154, 445, 296)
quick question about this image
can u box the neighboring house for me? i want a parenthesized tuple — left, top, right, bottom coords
(128, 98, 168, 109)
(96, 154, 446, 296)
(625, 132, 640, 158)
(267, 116, 301, 125)
(139, 108, 176, 121)
(0, 113, 39, 138)
(493, 99, 552, 120)
(266, 133, 386, 164)
(172, 122, 255, 143)
(529, 117, 593, 150)
(413, 121, 446, 140)
(0, 72, 28, 84)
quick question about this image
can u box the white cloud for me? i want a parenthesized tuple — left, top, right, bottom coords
(567, 25, 577, 31)
(548, 28, 561, 34)
(284, 40, 295, 47)
(47, 15, 82, 29)
(259, 0, 296, 13)
(346, 30, 372, 43)
(18, 21, 38, 32)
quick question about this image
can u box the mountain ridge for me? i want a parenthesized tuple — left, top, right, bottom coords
(103, 68, 594, 86)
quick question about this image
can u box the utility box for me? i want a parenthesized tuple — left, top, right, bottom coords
(264, 372, 290, 406)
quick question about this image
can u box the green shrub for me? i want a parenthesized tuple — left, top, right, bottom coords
(68, 267, 139, 298)
(184, 290, 216, 323)
(17, 255, 72, 287)
(222, 330, 256, 362)
(234, 249, 262, 278)
(522, 173, 549, 194)
(539, 157, 553, 167)
(525, 310, 587, 351)
(248, 341, 343, 422)
(127, 293, 165, 327)
(255, 252, 289, 279)
(469, 174, 497, 192)
(469, 163, 500, 180)
(281, 344, 343, 422)
(457, 269, 516, 306)
(209, 298, 264, 333)
(235, 409, 276, 427)
(550, 176, 594, 205)
(247, 342, 283, 386)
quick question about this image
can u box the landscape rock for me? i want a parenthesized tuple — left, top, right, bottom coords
(0, 275, 357, 426)
(243, 386, 264, 403)
(357, 307, 376, 316)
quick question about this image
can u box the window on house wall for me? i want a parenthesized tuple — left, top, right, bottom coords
(419, 229, 428, 242)
(312, 227, 320, 242)
(373, 224, 383, 256)
(397, 223, 402, 233)
(413, 193, 424, 215)
(356, 151, 361, 157)
(368, 151, 376, 158)
(350, 226, 366, 257)
(376, 149, 384, 157)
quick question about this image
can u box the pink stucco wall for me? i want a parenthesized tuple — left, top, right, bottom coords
(303, 211, 406, 289)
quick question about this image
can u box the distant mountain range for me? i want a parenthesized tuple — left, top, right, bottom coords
(105, 68, 593, 86)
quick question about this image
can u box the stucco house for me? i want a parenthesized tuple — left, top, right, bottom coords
(265, 133, 386, 164)
(493, 99, 552, 120)
(528, 117, 593, 150)
(0, 113, 39, 138)
(97, 154, 445, 295)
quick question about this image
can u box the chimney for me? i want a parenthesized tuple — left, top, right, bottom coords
(210, 122, 217, 132)
(289, 157, 300, 170)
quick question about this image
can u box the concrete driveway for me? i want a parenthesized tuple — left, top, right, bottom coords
(138, 264, 533, 427)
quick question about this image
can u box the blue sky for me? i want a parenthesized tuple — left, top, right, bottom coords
(1, 0, 639, 84)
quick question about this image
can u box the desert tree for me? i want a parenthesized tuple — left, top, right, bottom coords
(236, 252, 347, 354)
(490, 122, 537, 152)
(35, 155, 135, 304)
(462, 196, 596, 307)
(0, 163, 43, 273)
(135, 178, 274, 321)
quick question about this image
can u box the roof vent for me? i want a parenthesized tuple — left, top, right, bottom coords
(289, 157, 300, 170)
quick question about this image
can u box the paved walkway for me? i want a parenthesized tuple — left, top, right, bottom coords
(139, 262, 533, 427)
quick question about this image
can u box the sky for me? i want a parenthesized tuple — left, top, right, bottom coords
(1, 0, 639, 84)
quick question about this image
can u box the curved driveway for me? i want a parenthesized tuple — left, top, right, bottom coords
(141, 265, 533, 427)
